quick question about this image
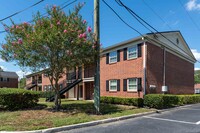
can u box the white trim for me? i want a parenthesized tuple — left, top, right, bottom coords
(146, 35, 196, 63)
(127, 45, 138, 60)
(83, 77, 94, 82)
(143, 41, 146, 95)
(109, 80, 117, 91)
(127, 78, 138, 92)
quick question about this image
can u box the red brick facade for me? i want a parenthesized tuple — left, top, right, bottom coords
(0, 78, 18, 88)
(100, 45, 144, 98)
(146, 43, 194, 94)
(101, 41, 194, 98)
(26, 67, 95, 100)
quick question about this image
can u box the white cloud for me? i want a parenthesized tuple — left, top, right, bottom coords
(191, 49, 200, 60)
(16, 70, 31, 79)
(186, 0, 200, 11)
(0, 65, 7, 71)
(195, 68, 200, 70)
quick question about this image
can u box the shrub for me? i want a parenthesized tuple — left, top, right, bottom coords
(144, 94, 200, 109)
(0, 88, 40, 110)
(100, 96, 143, 107)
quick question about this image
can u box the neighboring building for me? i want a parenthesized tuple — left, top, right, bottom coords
(26, 65, 95, 100)
(195, 84, 200, 94)
(26, 31, 196, 100)
(0, 71, 19, 88)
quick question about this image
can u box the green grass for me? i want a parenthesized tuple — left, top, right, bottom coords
(0, 98, 154, 131)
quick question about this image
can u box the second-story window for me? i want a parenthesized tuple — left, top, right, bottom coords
(109, 51, 117, 63)
(128, 46, 137, 59)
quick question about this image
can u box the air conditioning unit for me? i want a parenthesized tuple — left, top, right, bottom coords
(162, 86, 168, 92)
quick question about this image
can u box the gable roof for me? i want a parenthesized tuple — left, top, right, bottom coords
(102, 31, 196, 63)
(0, 71, 18, 78)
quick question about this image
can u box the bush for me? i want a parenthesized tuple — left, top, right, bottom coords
(0, 88, 40, 110)
(144, 94, 200, 109)
(100, 96, 143, 107)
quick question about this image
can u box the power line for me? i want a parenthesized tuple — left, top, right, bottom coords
(115, 0, 197, 62)
(0, 0, 77, 34)
(102, 0, 198, 63)
(141, 0, 173, 30)
(115, 0, 155, 34)
(102, 0, 143, 36)
(178, 0, 200, 32)
(0, 0, 44, 22)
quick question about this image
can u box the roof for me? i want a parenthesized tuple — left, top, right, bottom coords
(195, 84, 200, 89)
(102, 30, 196, 63)
(26, 69, 49, 78)
(0, 71, 18, 78)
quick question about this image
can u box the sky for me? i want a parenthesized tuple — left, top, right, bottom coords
(0, 0, 200, 79)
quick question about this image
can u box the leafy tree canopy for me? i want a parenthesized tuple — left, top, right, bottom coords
(0, 3, 97, 110)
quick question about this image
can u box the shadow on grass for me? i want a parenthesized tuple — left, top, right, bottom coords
(59, 102, 123, 115)
(0, 101, 124, 115)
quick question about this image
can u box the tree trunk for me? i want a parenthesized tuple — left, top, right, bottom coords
(54, 82, 61, 111)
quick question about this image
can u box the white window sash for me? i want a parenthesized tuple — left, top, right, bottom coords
(109, 80, 117, 91)
(109, 51, 117, 63)
(127, 78, 138, 92)
(127, 46, 138, 59)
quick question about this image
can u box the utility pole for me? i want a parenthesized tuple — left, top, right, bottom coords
(94, 0, 100, 114)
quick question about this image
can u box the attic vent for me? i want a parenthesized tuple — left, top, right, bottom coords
(176, 38, 179, 45)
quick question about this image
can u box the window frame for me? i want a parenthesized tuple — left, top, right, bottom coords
(127, 78, 138, 92)
(109, 80, 117, 91)
(109, 51, 117, 64)
(127, 45, 138, 60)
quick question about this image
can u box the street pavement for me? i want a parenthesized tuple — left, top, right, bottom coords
(58, 104, 200, 133)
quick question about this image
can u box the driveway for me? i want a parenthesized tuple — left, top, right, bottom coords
(59, 103, 200, 133)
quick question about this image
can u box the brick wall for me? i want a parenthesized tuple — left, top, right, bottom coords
(146, 43, 194, 94)
(146, 43, 164, 94)
(165, 51, 194, 94)
(100, 45, 144, 98)
(0, 78, 18, 88)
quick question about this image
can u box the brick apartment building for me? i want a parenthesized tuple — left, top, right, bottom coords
(26, 31, 196, 100)
(0, 71, 18, 88)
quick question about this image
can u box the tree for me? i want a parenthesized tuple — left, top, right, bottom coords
(0, 4, 97, 110)
(19, 78, 26, 89)
(195, 70, 200, 84)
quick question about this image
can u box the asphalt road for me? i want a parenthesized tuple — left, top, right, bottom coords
(59, 104, 200, 133)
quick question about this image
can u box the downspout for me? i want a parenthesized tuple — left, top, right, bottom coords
(163, 47, 166, 86)
(142, 38, 147, 96)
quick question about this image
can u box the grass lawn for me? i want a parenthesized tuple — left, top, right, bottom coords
(0, 98, 154, 131)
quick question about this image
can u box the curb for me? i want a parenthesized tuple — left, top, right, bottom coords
(0, 111, 156, 133)
(2, 103, 199, 133)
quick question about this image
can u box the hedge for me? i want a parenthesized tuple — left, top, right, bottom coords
(144, 94, 200, 109)
(100, 96, 143, 107)
(0, 88, 40, 110)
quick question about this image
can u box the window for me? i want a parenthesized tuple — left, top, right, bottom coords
(44, 85, 47, 91)
(128, 78, 137, 91)
(3, 78, 8, 82)
(109, 80, 117, 91)
(128, 46, 137, 59)
(48, 85, 52, 91)
(109, 51, 117, 63)
(195, 89, 200, 94)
